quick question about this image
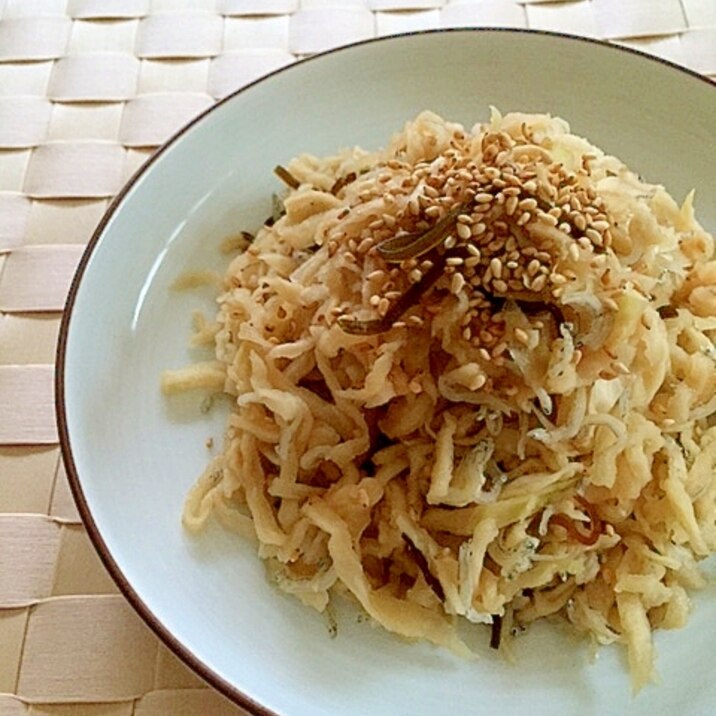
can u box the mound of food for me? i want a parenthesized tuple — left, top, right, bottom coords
(163, 109, 716, 691)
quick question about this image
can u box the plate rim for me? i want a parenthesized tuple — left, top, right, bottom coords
(54, 27, 716, 715)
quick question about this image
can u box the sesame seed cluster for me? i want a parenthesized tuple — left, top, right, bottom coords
(329, 124, 614, 357)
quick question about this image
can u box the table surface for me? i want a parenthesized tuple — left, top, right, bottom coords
(0, 1, 714, 714)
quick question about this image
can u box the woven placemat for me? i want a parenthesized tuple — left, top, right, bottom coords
(0, 1, 714, 714)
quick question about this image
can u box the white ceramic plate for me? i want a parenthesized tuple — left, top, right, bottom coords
(57, 30, 716, 716)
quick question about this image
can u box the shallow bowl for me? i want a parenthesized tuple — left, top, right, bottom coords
(57, 29, 716, 716)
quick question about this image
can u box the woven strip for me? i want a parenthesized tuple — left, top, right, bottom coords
(0, 2, 714, 713)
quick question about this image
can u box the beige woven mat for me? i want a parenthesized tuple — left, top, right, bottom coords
(0, 1, 714, 714)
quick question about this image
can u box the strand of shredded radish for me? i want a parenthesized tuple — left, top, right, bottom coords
(163, 109, 716, 692)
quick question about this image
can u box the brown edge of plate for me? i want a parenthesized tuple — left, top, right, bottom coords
(54, 27, 716, 716)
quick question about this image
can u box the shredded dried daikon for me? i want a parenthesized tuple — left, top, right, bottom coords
(163, 110, 716, 692)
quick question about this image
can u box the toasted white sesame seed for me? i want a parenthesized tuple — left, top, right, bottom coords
(465, 256, 481, 268)
(493, 279, 508, 293)
(585, 228, 603, 246)
(492, 342, 508, 357)
(568, 242, 580, 262)
(490, 257, 503, 279)
(514, 328, 530, 345)
(473, 374, 487, 390)
(357, 237, 374, 254)
(408, 268, 423, 283)
(446, 257, 464, 267)
(457, 222, 472, 240)
(476, 192, 493, 204)
(444, 235, 458, 250)
(531, 274, 547, 292)
(527, 259, 541, 277)
(471, 222, 487, 237)
(539, 212, 559, 227)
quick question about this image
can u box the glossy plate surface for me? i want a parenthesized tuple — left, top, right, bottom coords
(58, 29, 716, 716)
